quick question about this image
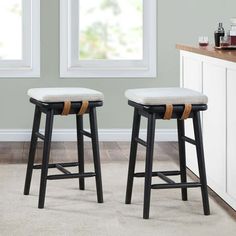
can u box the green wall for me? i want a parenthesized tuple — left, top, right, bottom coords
(0, 0, 235, 129)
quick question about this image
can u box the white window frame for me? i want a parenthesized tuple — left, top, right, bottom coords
(60, 0, 156, 78)
(0, 0, 40, 78)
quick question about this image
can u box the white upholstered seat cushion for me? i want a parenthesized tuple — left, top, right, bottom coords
(27, 88, 104, 103)
(125, 87, 208, 105)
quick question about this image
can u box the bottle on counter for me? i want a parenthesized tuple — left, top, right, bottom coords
(230, 18, 236, 46)
(214, 23, 225, 47)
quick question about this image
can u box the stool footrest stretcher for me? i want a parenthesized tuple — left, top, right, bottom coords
(80, 130, 92, 138)
(47, 172, 96, 180)
(33, 162, 80, 169)
(135, 171, 183, 185)
(157, 172, 175, 184)
(35, 132, 45, 140)
(151, 182, 202, 189)
(181, 136, 196, 145)
(134, 171, 181, 178)
(55, 164, 71, 174)
(135, 137, 147, 147)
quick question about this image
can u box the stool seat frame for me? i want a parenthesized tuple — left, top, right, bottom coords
(24, 98, 103, 208)
(125, 100, 210, 219)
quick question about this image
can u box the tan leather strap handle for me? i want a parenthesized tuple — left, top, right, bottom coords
(61, 101, 71, 116)
(78, 101, 89, 116)
(163, 104, 173, 120)
(181, 104, 192, 120)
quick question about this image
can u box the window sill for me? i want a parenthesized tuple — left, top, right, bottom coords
(0, 68, 40, 78)
(60, 67, 157, 78)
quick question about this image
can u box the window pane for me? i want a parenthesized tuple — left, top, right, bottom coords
(0, 0, 22, 60)
(79, 0, 143, 60)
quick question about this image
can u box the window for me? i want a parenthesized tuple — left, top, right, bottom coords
(60, 0, 156, 78)
(0, 0, 40, 77)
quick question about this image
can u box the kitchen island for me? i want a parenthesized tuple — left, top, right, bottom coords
(177, 44, 236, 210)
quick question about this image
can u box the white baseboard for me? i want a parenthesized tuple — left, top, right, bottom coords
(0, 129, 177, 142)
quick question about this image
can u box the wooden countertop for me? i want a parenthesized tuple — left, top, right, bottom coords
(176, 44, 236, 63)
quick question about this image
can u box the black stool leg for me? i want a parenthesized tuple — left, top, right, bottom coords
(125, 108, 141, 204)
(143, 113, 156, 219)
(38, 109, 54, 209)
(24, 106, 42, 195)
(177, 119, 188, 201)
(89, 107, 103, 203)
(193, 112, 210, 215)
(76, 115, 85, 190)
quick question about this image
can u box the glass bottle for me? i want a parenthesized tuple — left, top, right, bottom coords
(214, 23, 225, 47)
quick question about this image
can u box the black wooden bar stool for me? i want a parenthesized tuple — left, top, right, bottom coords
(24, 87, 104, 208)
(125, 87, 210, 219)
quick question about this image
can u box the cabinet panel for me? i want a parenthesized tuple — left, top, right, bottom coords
(203, 62, 226, 192)
(227, 69, 236, 201)
(180, 50, 236, 210)
(182, 56, 202, 92)
(182, 55, 202, 176)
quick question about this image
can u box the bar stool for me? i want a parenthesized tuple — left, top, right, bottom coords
(125, 87, 210, 219)
(24, 87, 104, 208)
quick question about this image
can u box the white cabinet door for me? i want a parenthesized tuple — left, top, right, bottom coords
(227, 68, 236, 203)
(202, 61, 226, 194)
(181, 53, 202, 176)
